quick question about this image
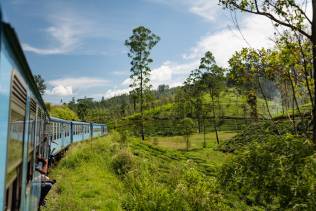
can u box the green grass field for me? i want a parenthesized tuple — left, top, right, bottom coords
(43, 131, 242, 210)
(146, 131, 236, 150)
(43, 137, 125, 210)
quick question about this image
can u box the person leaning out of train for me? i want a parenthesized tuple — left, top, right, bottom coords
(35, 156, 56, 206)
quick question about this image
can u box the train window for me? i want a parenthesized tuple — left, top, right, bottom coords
(6, 74, 26, 210)
(60, 124, 62, 138)
(57, 123, 59, 139)
(26, 98, 36, 198)
(7, 74, 26, 182)
(28, 98, 36, 153)
(53, 123, 56, 140)
(35, 109, 42, 146)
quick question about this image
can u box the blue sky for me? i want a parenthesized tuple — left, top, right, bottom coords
(2, 0, 276, 103)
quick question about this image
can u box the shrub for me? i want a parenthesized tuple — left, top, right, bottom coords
(111, 150, 133, 176)
(119, 130, 129, 148)
(122, 162, 229, 211)
(122, 174, 174, 211)
(110, 130, 121, 143)
(174, 167, 229, 210)
(50, 105, 79, 120)
(217, 121, 294, 153)
(180, 118, 195, 151)
(219, 134, 316, 210)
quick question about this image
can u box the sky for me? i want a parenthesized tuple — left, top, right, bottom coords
(2, 0, 277, 104)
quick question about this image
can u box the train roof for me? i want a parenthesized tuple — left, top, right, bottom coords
(49, 117, 72, 123)
(2, 22, 49, 116)
(71, 120, 91, 125)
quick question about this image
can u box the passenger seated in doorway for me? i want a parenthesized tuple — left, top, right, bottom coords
(35, 156, 56, 206)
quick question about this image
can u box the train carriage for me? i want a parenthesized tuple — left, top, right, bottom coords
(0, 18, 107, 211)
(0, 22, 50, 210)
(72, 121, 91, 143)
(48, 117, 72, 156)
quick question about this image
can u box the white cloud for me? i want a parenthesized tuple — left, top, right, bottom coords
(48, 85, 73, 96)
(189, 0, 219, 21)
(122, 78, 131, 86)
(104, 88, 130, 99)
(48, 77, 108, 89)
(119, 60, 198, 92)
(183, 15, 275, 67)
(46, 77, 108, 97)
(150, 60, 198, 87)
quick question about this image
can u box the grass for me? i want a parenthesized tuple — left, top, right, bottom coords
(44, 131, 244, 210)
(43, 137, 125, 211)
(146, 131, 236, 150)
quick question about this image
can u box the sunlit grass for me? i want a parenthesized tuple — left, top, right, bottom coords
(44, 131, 237, 210)
(43, 136, 125, 211)
(145, 131, 236, 150)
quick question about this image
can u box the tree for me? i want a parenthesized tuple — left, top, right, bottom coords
(180, 117, 195, 151)
(125, 26, 160, 141)
(184, 69, 205, 133)
(33, 74, 46, 95)
(199, 51, 225, 144)
(218, 0, 316, 144)
(77, 101, 88, 121)
(229, 48, 275, 120)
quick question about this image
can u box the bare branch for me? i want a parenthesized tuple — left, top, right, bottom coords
(229, 2, 312, 40)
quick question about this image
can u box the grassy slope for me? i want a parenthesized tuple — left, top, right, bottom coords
(44, 137, 124, 211)
(126, 89, 282, 121)
(44, 131, 239, 210)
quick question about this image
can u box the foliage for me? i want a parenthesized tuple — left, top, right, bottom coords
(125, 26, 160, 141)
(119, 130, 129, 148)
(218, 0, 311, 40)
(180, 117, 195, 151)
(111, 149, 134, 176)
(217, 121, 294, 152)
(33, 74, 46, 95)
(49, 105, 79, 120)
(77, 101, 88, 121)
(123, 164, 230, 211)
(219, 134, 316, 210)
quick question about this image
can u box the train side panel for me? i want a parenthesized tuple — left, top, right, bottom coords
(0, 31, 13, 211)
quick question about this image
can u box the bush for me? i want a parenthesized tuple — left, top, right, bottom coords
(122, 162, 229, 211)
(110, 130, 121, 143)
(180, 118, 195, 151)
(122, 173, 174, 211)
(217, 121, 294, 153)
(50, 105, 79, 120)
(111, 150, 133, 176)
(219, 134, 316, 210)
(119, 130, 129, 148)
(174, 167, 229, 210)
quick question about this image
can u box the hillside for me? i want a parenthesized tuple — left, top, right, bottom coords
(44, 121, 316, 210)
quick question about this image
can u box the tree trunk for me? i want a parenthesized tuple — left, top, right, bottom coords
(210, 92, 219, 144)
(257, 77, 273, 119)
(288, 68, 303, 122)
(140, 69, 144, 141)
(312, 1, 316, 144)
(203, 114, 206, 148)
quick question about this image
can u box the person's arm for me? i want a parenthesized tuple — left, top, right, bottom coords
(36, 158, 48, 175)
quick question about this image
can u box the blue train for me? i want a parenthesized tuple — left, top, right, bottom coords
(0, 16, 107, 211)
